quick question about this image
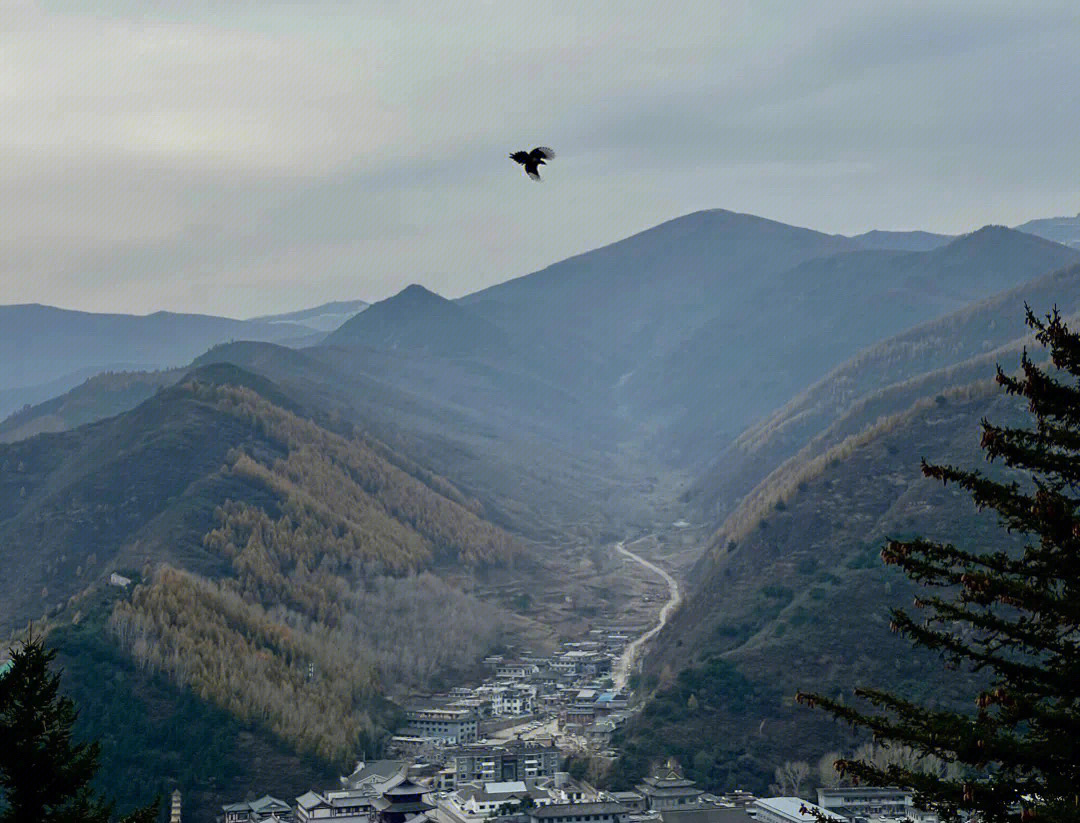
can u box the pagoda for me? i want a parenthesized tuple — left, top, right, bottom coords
(373, 777, 435, 823)
(635, 760, 704, 811)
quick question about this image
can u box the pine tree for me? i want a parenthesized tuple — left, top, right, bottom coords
(797, 307, 1080, 823)
(0, 632, 158, 823)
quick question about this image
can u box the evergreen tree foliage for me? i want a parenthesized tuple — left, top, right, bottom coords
(797, 307, 1080, 822)
(0, 632, 158, 823)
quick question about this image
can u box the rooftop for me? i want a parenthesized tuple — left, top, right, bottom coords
(532, 803, 629, 819)
(752, 798, 845, 822)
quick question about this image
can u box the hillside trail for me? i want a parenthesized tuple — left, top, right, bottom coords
(612, 540, 682, 692)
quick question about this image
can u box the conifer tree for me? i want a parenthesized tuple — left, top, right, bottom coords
(797, 307, 1080, 822)
(0, 632, 158, 823)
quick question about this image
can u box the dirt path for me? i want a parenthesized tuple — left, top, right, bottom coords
(612, 540, 681, 691)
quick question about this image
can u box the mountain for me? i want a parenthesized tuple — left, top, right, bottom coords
(849, 228, 954, 251)
(8, 206, 1080, 808)
(690, 260, 1080, 521)
(619, 264, 1080, 794)
(0, 362, 529, 814)
(0, 369, 182, 443)
(1014, 214, 1080, 249)
(613, 382, 1016, 793)
(8, 215, 1078, 531)
(460, 209, 858, 384)
(619, 226, 1079, 460)
(252, 298, 370, 332)
(0, 304, 318, 418)
(326, 285, 514, 360)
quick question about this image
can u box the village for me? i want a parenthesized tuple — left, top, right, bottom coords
(202, 616, 941, 823)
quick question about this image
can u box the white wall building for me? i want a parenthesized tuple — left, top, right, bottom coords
(751, 798, 846, 823)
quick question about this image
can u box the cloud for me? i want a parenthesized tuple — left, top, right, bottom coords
(2, 1, 1079, 315)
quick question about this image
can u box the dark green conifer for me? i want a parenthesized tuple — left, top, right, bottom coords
(0, 632, 158, 823)
(798, 307, 1080, 823)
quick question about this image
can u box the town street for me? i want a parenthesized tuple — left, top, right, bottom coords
(612, 541, 682, 691)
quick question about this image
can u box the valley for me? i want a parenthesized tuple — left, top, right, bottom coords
(611, 541, 682, 693)
(4, 209, 1080, 816)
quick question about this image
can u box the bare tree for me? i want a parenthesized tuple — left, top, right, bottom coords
(772, 760, 810, 796)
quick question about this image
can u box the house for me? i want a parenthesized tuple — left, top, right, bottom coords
(343, 760, 408, 792)
(295, 791, 333, 822)
(750, 798, 845, 823)
(109, 572, 132, 588)
(451, 781, 547, 820)
(221, 795, 293, 822)
(296, 789, 372, 822)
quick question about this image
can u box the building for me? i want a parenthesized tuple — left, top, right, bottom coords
(528, 802, 629, 823)
(606, 793, 645, 813)
(372, 777, 435, 823)
(816, 788, 937, 823)
(405, 708, 479, 743)
(661, 809, 752, 823)
(751, 798, 845, 823)
(170, 790, 182, 823)
(343, 760, 409, 792)
(444, 780, 547, 822)
(450, 742, 561, 785)
(221, 795, 293, 822)
(635, 768, 704, 811)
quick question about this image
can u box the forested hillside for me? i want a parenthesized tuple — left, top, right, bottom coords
(0, 363, 526, 810)
(615, 382, 1021, 792)
(689, 261, 1080, 521)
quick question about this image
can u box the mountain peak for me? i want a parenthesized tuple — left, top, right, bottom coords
(323, 283, 510, 359)
(390, 283, 449, 304)
(942, 224, 1078, 257)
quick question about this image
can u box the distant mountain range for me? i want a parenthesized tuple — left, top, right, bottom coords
(0, 298, 368, 418)
(1014, 214, 1080, 249)
(251, 298, 369, 331)
(7, 207, 1080, 804)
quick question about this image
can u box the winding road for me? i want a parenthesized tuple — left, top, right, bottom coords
(612, 541, 682, 691)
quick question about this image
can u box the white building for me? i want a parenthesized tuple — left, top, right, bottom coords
(751, 798, 845, 823)
(816, 788, 938, 823)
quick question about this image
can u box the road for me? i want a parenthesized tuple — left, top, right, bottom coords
(491, 716, 559, 742)
(612, 541, 682, 692)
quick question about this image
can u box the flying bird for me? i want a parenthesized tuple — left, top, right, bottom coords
(510, 146, 556, 181)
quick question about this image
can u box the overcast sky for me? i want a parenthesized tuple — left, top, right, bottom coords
(3, 1, 1079, 317)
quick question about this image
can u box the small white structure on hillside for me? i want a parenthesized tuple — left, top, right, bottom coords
(109, 572, 131, 588)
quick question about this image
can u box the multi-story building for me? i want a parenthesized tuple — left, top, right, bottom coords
(496, 663, 539, 681)
(450, 741, 561, 785)
(404, 707, 478, 743)
(816, 788, 938, 823)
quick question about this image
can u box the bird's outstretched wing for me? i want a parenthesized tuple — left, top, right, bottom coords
(530, 146, 555, 161)
(525, 163, 542, 181)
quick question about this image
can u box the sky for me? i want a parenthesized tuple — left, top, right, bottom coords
(2, 0, 1080, 317)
